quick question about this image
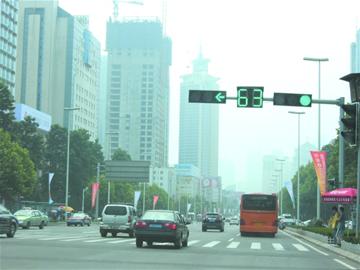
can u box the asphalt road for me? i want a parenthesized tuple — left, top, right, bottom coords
(0, 222, 358, 270)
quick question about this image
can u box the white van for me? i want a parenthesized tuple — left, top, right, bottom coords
(99, 204, 137, 238)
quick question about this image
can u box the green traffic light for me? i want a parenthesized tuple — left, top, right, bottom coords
(300, 95, 311, 106)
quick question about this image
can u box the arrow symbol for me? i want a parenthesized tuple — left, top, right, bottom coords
(215, 92, 225, 102)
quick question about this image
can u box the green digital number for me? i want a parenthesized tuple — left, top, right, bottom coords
(237, 89, 248, 107)
(253, 89, 263, 107)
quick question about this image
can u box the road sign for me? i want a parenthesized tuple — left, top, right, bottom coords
(105, 160, 150, 182)
(237, 87, 264, 108)
(273, 93, 312, 107)
(188, 90, 226, 104)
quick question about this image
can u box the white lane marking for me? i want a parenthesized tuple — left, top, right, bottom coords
(333, 259, 357, 270)
(280, 230, 329, 256)
(250, 242, 261, 250)
(272, 243, 284, 251)
(228, 238, 234, 242)
(188, 240, 200, 246)
(202, 241, 220, 248)
(107, 239, 135, 244)
(83, 238, 113, 243)
(61, 237, 96, 242)
(227, 242, 240, 249)
(292, 243, 309, 251)
(38, 236, 83, 241)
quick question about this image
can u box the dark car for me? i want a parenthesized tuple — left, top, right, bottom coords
(67, 213, 91, 226)
(0, 205, 18, 238)
(135, 210, 190, 249)
(202, 213, 224, 232)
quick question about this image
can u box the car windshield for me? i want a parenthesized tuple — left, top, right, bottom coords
(72, 213, 84, 218)
(104, 206, 127, 216)
(142, 211, 174, 221)
(14, 210, 32, 216)
(206, 214, 220, 218)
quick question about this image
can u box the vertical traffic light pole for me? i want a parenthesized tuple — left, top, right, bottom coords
(356, 103, 360, 239)
(338, 98, 345, 188)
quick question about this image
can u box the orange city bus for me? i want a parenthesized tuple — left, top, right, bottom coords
(240, 193, 278, 237)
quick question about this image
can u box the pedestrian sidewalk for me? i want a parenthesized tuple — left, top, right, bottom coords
(285, 227, 360, 264)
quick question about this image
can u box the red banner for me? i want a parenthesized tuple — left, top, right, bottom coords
(153, 195, 159, 209)
(91, 183, 100, 208)
(310, 151, 327, 195)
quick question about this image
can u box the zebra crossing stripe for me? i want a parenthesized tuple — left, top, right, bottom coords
(272, 243, 284, 251)
(187, 240, 200, 246)
(83, 238, 112, 243)
(39, 236, 84, 241)
(250, 242, 261, 250)
(107, 239, 135, 244)
(292, 244, 309, 251)
(227, 242, 240, 249)
(60, 237, 95, 242)
(202, 241, 220, 248)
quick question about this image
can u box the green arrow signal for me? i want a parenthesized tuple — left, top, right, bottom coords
(300, 95, 311, 106)
(215, 92, 225, 102)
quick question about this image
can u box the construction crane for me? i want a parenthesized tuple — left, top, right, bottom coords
(113, 0, 144, 20)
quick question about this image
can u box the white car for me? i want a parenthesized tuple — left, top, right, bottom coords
(229, 217, 239, 225)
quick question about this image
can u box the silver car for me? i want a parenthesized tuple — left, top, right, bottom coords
(99, 204, 137, 238)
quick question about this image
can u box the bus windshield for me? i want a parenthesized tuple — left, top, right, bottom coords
(242, 195, 276, 211)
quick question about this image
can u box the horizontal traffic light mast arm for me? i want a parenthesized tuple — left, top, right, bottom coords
(227, 96, 343, 106)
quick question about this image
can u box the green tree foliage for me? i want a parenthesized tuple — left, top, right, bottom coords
(0, 82, 15, 133)
(0, 129, 37, 204)
(112, 148, 131, 161)
(282, 134, 358, 221)
(13, 116, 45, 170)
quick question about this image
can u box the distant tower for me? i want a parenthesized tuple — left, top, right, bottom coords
(179, 52, 220, 177)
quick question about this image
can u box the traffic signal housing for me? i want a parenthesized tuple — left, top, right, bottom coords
(340, 103, 358, 146)
(188, 90, 226, 104)
(273, 93, 312, 107)
(237, 87, 264, 108)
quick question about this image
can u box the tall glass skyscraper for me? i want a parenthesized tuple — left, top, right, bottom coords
(105, 18, 172, 166)
(0, 0, 18, 94)
(179, 53, 219, 177)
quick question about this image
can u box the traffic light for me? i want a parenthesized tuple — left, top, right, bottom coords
(237, 87, 264, 108)
(188, 90, 226, 104)
(340, 103, 358, 146)
(340, 73, 360, 103)
(273, 93, 312, 107)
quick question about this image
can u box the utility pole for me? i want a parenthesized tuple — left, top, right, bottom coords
(95, 163, 100, 219)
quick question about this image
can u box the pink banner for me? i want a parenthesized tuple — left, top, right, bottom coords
(91, 183, 100, 208)
(153, 195, 159, 209)
(310, 151, 327, 195)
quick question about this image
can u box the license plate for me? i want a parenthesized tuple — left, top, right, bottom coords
(149, 224, 162, 228)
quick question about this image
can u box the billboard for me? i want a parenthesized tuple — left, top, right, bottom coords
(15, 103, 52, 132)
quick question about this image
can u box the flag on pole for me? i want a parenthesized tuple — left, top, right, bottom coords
(284, 180, 295, 209)
(310, 151, 327, 194)
(48, 173, 54, 204)
(134, 191, 141, 209)
(153, 195, 159, 209)
(91, 183, 100, 208)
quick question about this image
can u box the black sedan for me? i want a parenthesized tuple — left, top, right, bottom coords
(202, 213, 225, 232)
(0, 204, 18, 238)
(135, 210, 189, 249)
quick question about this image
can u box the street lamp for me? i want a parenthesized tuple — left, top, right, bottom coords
(82, 187, 89, 212)
(289, 111, 305, 221)
(303, 57, 329, 220)
(64, 107, 80, 215)
(276, 158, 286, 216)
(272, 174, 280, 215)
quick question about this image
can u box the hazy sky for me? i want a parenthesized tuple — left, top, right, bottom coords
(58, 0, 360, 191)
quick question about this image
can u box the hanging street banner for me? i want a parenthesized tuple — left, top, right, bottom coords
(153, 195, 159, 209)
(48, 173, 54, 204)
(91, 183, 100, 208)
(310, 151, 327, 194)
(284, 180, 295, 208)
(134, 191, 141, 209)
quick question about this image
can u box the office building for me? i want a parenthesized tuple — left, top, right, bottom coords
(0, 0, 18, 94)
(179, 52, 219, 177)
(105, 18, 172, 166)
(351, 28, 360, 73)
